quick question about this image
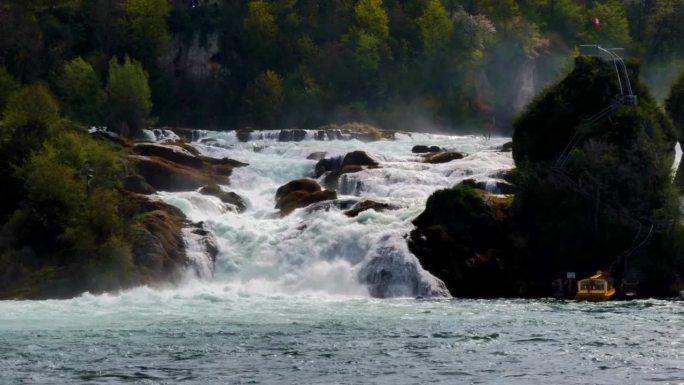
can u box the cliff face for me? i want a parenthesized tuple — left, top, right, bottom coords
(411, 56, 684, 298)
(159, 33, 222, 80)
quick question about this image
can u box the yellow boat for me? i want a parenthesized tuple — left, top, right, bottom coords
(576, 271, 616, 301)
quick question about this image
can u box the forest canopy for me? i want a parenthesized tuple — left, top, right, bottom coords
(0, 0, 683, 132)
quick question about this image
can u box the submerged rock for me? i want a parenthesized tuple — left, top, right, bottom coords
(199, 184, 247, 213)
(344, 200, 396, 218)
(359, 235, 450, 298)
(314, 150, 380, 191)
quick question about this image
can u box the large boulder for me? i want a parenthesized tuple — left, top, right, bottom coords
(275, 179, 337, 215)
(342, 150, 379, 167)
(129, 155, 224, 191)
(422, 151, 464, 164)
(128, 143, 247, 192)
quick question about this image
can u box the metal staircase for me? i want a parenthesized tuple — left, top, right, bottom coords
(554, 45, 638, 169)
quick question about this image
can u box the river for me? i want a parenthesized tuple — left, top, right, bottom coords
(1, 131, 682, 383)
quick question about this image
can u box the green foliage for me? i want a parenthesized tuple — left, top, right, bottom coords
(585, 0, 631, 46)
(106, 55, 152, 137)
(0, 66, 19, 113)
(21, 144, 85, 226)
(0, 84, 60, 163)
(354, 0, 389, 39)
(56, 57, 105, 125)
(245, 1, 278, 42)
(244, 69, 284, 128)
(417, 0, 453, 55)
(124, 0, 170, 61)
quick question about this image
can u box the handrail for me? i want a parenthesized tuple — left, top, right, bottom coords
(555, 45, 637, 169)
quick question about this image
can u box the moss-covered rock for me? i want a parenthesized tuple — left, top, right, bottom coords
(409, 184, 518, 297)
(410, 56, 683, 298)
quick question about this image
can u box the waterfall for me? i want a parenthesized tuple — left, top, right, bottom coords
(515, 57, 536, 110)
(157, 131, 513, 298)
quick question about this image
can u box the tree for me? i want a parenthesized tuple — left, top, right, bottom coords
(586, 0, 631, 46)
(0, 66, 19, 114)
(243, 69, 284, 128)
(417, 0, 453, 55)
(124, 0, 170, 61)
(56, 57, 105, 125)
(0, 83, 60, 160)
(354, 0, 389, 39)
(106, 55, 153, 137)
(645, 0, 684, 60)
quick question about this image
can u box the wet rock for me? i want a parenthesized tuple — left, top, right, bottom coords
(133, 143, 203, 168)
(129, 142, 246, 192)
(278, 129, 307, 142)
(199, 184, 247, 213)
(326, 130, 343, 140)
(499, 141, 513, 152)
(342, 151, 379, 167)
(314, 156, 343, 178)
(412, 145, 441, 154)
(315, 130, 326, 141)
(344, 200, 396, 217)
(307, 152, 327, 161)
(236, 128, 253, 142)
(129, 155, 221, 191)
(423, 151, 464, 164)
(275, 179, 337, 215)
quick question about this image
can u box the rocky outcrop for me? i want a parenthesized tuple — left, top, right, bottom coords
(314, 150, 380, 190)
(121, 192, 218, 283)
(127, 143, 247, 192)
(408, 183, 517, 297)
(199, 184, 247, 213)
(275, 178, 337, 215)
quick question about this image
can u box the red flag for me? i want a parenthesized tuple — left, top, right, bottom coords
(592, 16, 600, 30)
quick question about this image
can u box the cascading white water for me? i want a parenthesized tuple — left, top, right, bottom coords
(157, 131, 513, 298)
(515, 58, 536, 111)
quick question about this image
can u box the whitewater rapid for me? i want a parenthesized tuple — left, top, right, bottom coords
(157, 131, 513, 298)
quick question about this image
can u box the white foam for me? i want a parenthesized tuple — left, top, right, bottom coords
(159, 132, 513, 298)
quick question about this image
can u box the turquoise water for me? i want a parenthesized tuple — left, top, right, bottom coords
(1, 291, 682, 384)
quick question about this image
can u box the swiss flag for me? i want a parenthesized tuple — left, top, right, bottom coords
(592, 16, 601, 30)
